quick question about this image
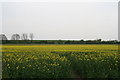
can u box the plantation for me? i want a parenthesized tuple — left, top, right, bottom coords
(1, 45, 120, 78)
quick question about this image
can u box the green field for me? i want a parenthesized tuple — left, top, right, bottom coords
(1, 45, 120, 78)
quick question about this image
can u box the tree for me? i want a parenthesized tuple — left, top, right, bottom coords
(0, 34, 8, 40)
(21, 33, 28, 40)
(97, 39, 102, 42)
(29, 33, 34, 41)
(11, 34, 20, 40)
(80, 39, 84, 42)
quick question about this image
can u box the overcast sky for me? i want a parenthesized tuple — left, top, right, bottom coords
(0, 0, 118, 40)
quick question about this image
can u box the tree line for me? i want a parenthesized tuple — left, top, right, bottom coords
(0, 33, 120, 44)
(0, 33, 34, 40)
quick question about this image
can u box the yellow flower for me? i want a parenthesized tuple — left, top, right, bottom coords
(16, 66, 19, 69)
(23, 67, 25, 69)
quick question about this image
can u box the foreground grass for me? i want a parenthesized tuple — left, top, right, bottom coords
(1, 45, 120, 78)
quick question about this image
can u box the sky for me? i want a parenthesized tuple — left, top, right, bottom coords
(0, 0, 119, 2)
(0, 0, 119, 40)
(0, 3, 2, 34)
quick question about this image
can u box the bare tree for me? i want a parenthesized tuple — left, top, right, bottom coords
(21, 33, 28, 40)
(11, 34, 20, 40)
(0, 34, 8, 40)
(29, 33, 34, 41)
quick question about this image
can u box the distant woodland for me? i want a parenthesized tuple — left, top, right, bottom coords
(0, 33, 120, 44)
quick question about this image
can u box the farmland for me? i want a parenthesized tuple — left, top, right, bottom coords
(1, 45, 120, 78)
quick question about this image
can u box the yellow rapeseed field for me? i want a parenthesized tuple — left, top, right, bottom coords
(1, 45, 120, 78)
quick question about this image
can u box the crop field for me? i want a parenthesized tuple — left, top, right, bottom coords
(1, 45, 120, 78)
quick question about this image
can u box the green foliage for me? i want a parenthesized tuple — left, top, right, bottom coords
(0, 40, 120, 44)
